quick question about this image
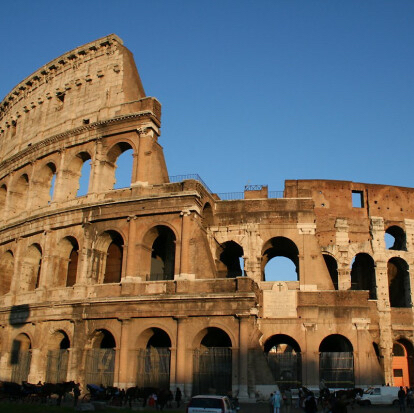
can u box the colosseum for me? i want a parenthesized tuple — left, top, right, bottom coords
(0, 34, 413, 400)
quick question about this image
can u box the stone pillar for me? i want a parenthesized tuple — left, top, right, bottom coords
(337, 268, 351, 290)
(302, 323, 318, 386)
(117, 319, 132, 389)
(124, 216, 138, 279)
(135, 127, 155, 185)
(68, 320, 86, 386)
(238, 316, 250, 400)
(175, 317, 188, 397)
(28, 348, 42, 383)
(179, 211, 191, 277)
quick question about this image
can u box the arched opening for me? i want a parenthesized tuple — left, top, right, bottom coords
(113, 147, 133, 189)
(97, 142, 134, 191)
(218, 241, 244, 278)
(385, 226, 407, 251)
(388, 258, 411, 308)
(264, 334, 302, 390)
(202, 203, 213, 227)
(0, 184, 7, 218)
(193, 327, 232, 395)
(9, 174, 29, 216)
(392, 340, 414, 387)
(350, 253, 377, 299)
(319, 334, 354, 388)
(103, 232, 124, 284)
(34, 162, 57, 207)
(0, 250, 14, 295)
(262, 237, 299, 282)
(85, 329, 116, 386)
(323, 254, 338, 290)
(149, 226, 176, 281)
(46, 330, 70, 383)
(11, 333, 32, 383)
(137, 328, 172, 389)
(22, 244, 42, 291)
(56, 237, 79, 287)
(76, 156, 92, 197)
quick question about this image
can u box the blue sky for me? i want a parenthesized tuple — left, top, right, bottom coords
(1, 0, 413, 194)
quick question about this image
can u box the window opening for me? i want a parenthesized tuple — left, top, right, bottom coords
(77, 159, 91, 197)
(114, 148, 133, 189)
(352, 191, 364, 208)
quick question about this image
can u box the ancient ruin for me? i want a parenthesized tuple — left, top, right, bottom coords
(0, 34, 413, 399)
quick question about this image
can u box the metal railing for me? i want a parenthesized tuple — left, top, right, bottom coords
(168, 174, 213, 194)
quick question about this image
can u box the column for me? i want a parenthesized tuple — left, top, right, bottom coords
(179, 211, 191, 277)
(175, 317, 188, 397)
(238, 316, 250, 400)
(117, 318, 132, 389)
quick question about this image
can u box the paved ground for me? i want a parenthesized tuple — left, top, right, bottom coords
(238, 401, 401, 413)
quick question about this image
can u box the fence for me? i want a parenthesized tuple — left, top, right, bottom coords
(84, 348, 115, 387)
(136, 347, 171, 389)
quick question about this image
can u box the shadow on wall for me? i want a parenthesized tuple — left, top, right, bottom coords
(9, 304, 30, 327)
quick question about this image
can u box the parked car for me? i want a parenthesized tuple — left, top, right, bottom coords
(358, 386, 400, 406)
(187, 395, 239, 413)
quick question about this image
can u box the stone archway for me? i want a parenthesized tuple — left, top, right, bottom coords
(136, 327, 172, 388)
(264, 334, 302, 389)
(392, 339, 414, 387)
(11, 333, 32, 384)
(85, 329, 116, 386)
(319, 334, 354, 388)
(192, 327, 232, 396)
(46, 330, 70, 383)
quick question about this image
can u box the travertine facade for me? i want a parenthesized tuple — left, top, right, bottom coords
(0, 35, 413, 399)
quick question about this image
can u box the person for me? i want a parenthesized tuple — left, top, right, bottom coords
(269, 393, 274, 413)
(271, 390, 282, 413)
(175, 387, 182, 408)
(73, 383, 81, 407)
(304, 392, 317, 413)
(399, 386, 406, 412)
(282, 389, 292, 413)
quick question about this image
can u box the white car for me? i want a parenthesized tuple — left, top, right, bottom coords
(187, 395, 238, 413)
(358, 386, 400, 406)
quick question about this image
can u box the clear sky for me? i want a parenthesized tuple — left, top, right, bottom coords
(1, 0, 413, 194)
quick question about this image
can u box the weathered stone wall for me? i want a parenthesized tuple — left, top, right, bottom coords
(0, 35, 412, 399)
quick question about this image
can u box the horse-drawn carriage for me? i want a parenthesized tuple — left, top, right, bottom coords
(82, 383, 124, 405)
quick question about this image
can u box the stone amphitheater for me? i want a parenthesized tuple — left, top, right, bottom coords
(0, 34, 413, 399)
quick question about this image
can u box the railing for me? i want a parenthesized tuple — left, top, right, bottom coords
(168, 174, 213, 194)
(217, 191, 284, 200)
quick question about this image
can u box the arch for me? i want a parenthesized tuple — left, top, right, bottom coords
(319, 334, 354, 388)
(62, 151, 91, 199)
(0, 250, 14, 295)
(46, 330, 70, 383)
(388, 257, 411, 308)
(385, 226, 407, 251)
(202, 203, 213, 227)
(111, 144, 134, 189)
(392, 339, 414, 387)
(55, 236, 79, 287)
(9, 173, 29, 216)
(136, 328, 172, 388)
(144, 225, 176, 281)
(33, 162, 57, 207)
(21, 244, 42, 291)
(76, 154, 92, 197)
(262, 237, 299, 282)
(350, 253, 377, 299)
(11, 333, 32, 383)
(103, 231, 124, 284)
(85, 329, 116, 386)
(323, 254, 338, 290)
(0, 184, 7, 217)
(264, 334, 302, 389)
(193, 327, 232, 395)
(100, 141, 135, 191)
(218, 241, 244, 278)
